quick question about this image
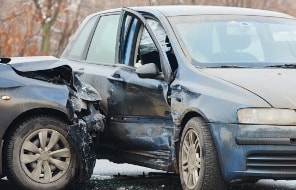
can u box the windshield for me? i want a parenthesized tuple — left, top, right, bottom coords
(169, 15, 296, 68)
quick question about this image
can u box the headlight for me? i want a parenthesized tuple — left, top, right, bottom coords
(237, 108, 296, 125)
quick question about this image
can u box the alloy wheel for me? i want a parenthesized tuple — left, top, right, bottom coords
(181, 128, 201, 189)
(20, 128, 71, 183)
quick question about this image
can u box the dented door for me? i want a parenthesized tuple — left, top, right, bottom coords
(104, 10, 175, 169)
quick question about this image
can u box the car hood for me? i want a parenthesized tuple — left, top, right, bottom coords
(0, 56, 101, 101)
(2, 56, 61, 72)
(201, 68, 296, 109)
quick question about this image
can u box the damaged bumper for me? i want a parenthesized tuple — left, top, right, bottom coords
(67, 111, 105, 182)
(66, 71, 105, 182)
(65, 73, 105, 182)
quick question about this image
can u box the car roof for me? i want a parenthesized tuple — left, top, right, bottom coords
(134, 6, 293, 18)
(93, 6, 294, 20)
(100, 5, 292, 19)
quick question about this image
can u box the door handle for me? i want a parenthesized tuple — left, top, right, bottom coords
(176, 97, 182, 102)
(107, 76, 124, 82)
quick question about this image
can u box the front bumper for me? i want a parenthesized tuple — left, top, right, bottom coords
(209, 123, 296, 181)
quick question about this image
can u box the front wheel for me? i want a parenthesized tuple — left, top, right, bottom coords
(179, 117, 226, 190)
(4, 115, 78, 190)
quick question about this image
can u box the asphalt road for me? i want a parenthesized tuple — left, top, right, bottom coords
(1, 159, 296, 189)
(84, 160, 296, 190)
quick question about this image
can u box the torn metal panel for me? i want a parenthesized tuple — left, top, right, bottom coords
(73, 73, 102, 102)
(105, 117, 177, 171)
(122, 150, 174, 171)
(67, 108, 105, 182)
(108, 118, 173, 149)
(13, 65, 73, 86)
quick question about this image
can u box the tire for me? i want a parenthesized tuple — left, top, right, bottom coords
(4, 115, 78, 190)
(178, 117, 226, 190)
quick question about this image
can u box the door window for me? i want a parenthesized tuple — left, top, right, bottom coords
(120, 12, 178, 75)
(136, 27, 161, 71)
(136, 19, 177, 72)
(68, 15, 98, 60)
(86, 14, 120, 64)
(120, 15, 141, 65)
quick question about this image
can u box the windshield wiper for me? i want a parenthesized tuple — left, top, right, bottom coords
(265, 64, 296, 68)
(206, 65, 250, 68)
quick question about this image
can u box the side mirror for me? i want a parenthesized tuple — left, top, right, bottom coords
(136, 63, 160, 78)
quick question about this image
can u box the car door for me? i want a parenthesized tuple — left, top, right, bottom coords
(106, 10, 174, 152)
(103, 9, 179, 169)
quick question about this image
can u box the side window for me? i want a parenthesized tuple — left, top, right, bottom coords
(136, 27, 161, 71)
(136, 19, 177, 72)
(86, 14, 120, 64)
(69, 16, 98, 60)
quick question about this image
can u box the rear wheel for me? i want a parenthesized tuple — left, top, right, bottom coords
(179, 117, 226, 190)
(4, 115, 78, 190)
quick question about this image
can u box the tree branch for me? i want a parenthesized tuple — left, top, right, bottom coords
(50, 0, 62, 24)
(32, 0, 43, 21)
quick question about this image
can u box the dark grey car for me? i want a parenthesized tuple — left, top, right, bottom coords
(2, 5, 296, 190)
(0, 56, 104, 189)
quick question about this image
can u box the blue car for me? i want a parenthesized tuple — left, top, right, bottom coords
(3, 5, 296, 190)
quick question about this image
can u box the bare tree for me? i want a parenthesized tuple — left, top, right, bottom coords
(173, 0, 184, 4)
(0, 1, 40, 57)
(55, 1, 83, 56)
(32, 0, 64, 55)
(1, 0, 296, 57)
(150, 0, 159, 5)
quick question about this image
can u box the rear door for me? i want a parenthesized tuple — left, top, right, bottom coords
(62, 12, 121, 113)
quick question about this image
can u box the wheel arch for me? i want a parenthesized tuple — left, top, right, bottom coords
(178, 108, 209, 135)
(174, 109, 213, 172)
(4, 108, 70, 137)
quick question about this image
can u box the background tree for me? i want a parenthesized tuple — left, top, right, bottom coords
(0, 1, 39, 56)
(1, 0, 296, 57)
(32, 0, 64, 55)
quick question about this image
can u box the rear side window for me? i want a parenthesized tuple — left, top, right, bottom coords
(86, 14, 120, 64)
(68, 16, 98, 60)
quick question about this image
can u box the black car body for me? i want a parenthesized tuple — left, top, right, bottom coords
(0, 56, 104, 189)
(2, 5, 296, 190)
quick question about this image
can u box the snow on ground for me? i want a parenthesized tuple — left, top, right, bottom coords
(93, 159, 296, 189)
(92, 159, 164, 179)
(257, 179, 296, 189)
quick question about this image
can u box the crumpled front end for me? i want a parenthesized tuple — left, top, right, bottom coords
(67, 104, 105, 182)
(67, 73, 105, 182)
(5, 58, 106, 182)
(66, 75, 105, 181)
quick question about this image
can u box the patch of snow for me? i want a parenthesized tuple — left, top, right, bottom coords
(93, 159, 164, 177)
